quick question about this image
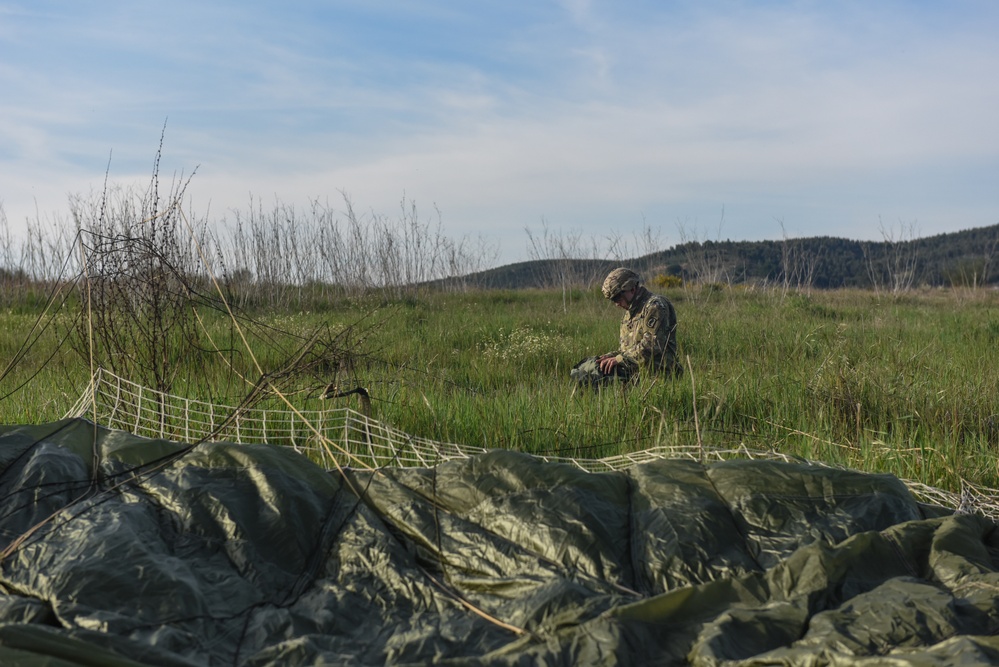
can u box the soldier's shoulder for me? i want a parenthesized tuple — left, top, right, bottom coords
(644, 293, 674, 311)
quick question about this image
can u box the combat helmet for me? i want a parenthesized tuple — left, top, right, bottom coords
(601, 268, 640, 300)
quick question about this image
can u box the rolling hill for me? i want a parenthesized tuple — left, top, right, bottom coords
(459, 223, 999, 291)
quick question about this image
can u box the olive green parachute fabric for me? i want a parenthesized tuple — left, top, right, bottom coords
(1, 419, 999, 666)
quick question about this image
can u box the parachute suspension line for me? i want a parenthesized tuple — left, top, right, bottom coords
(134, 385, 143, 435)
(77, 234, 103, 490)
(687, 355, 703, 464)
(174, 207, 373, 492)
(0, 228, 82, 396)
(108, 369, 122, 424)
(421, 564, 530, 637)
(419, 450, 529, 637)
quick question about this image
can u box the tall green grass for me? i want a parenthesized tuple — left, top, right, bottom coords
(1, 286, 997, 492)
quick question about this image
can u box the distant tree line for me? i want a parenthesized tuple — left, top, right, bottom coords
(466, 223, 999, 292)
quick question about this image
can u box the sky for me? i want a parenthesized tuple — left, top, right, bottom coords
(1, 0, 997, 265)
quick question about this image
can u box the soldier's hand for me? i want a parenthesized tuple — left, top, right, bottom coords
(598, 355, 619, 374)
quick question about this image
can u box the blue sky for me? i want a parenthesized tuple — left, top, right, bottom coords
(1, 0, 997, 264)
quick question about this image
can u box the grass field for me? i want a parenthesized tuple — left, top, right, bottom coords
(1, 284, 998, 493)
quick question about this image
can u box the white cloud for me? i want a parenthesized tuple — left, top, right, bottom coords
(1, 1, 997, 263)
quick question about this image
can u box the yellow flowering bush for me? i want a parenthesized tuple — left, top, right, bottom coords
(651, 273, 683, 289)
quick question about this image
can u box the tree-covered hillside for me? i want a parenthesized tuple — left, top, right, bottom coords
(465, 223, 999, 291)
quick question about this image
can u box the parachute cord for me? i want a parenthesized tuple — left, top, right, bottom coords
(419, 564, 530, 637)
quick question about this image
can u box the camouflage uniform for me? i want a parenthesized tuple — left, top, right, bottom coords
(571, 269, 681, 387)
(613, 286, 680, 373)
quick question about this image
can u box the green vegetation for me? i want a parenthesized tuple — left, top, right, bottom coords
(2, 285, 997, 494)
(1, 163, 997, 495)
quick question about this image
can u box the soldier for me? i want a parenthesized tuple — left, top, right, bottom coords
(570, 267, 681, 386)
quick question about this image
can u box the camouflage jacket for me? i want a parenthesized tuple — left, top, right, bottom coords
(612, 286, 679, 374)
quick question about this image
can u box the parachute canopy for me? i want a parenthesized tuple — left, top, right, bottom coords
(1, 419, 998, 666)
